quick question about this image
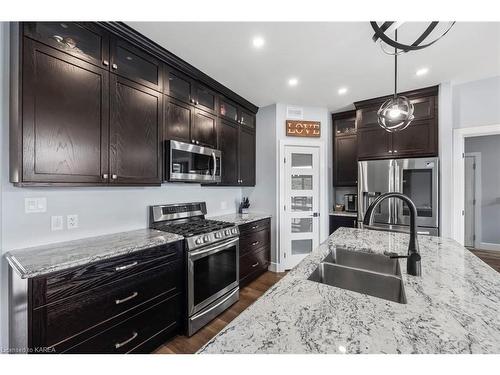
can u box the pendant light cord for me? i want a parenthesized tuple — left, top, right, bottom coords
(394, 29, 398, 99)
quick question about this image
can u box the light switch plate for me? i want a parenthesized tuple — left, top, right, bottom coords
(67, 214, 79, 229)
(25, 197, 47, 213)
(51, 216, 63, 231)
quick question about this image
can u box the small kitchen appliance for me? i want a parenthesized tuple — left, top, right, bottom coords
(344, 194, 358, 212)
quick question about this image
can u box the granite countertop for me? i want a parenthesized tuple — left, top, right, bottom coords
(200, 227, 500, 354)
(329, 210, 357, 218)
(209, 212, 272, 226)
(5, 229, 184, 279)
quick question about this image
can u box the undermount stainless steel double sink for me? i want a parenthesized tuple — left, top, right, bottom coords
(308, 247, 407, 304)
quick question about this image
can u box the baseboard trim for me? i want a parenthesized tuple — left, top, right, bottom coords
(479, 242, 500, 251)
(267, 262, 283, 273)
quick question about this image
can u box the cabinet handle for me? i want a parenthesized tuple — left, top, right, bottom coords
(115, 261, 138, 271)
(393, 150, 398, 153)
(196, 141, 199, 145)
(388, 150, 393, 153)
(102, 173, 109, 179)
(112, 63, 118, 70)
(114, 331, 138, 349)
(111, 174, 118, 180)
(115, 291, 139, 305)
(251, 262, 259, 268)
(103, 60, 109, 66)
(196, 100, 199, 105)
(191, 139, 195, 143)
(251, 225, 259, 229)
(252, 241, 260, 246)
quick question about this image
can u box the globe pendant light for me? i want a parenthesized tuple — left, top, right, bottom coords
(377, 29, 414, 132)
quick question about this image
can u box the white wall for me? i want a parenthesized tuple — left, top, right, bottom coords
(465, 135, 500, 245)
(0, 22, 244, 349)
(453, 76, 500, 129)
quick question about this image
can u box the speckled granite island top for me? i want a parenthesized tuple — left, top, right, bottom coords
(200, 228, 500, 354)
(5, 229, 184, 279)
(208, 212, 271, 226)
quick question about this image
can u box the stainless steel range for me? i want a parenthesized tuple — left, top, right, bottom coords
(150, 202, 239, 336)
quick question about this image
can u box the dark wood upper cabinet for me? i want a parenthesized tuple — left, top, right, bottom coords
(218, 120, 239, 185)
(110, 38, 163, 92)
(23, 22, 110, 68)
(192, 109, 217, 148)
(193, 83, 217, 114)
(164, 66, 194, 104)
(239, 126, 256, 186)
(332, 111, 358, 186)
(354, 86, 438, 160)
(109, 75, 162, 185)
(164, 96, 192, 144)
(334, 135, 358, 186)
(239, 108, 255, 129)
(219, 98, 239, 123)
(19, 38, 109, 184)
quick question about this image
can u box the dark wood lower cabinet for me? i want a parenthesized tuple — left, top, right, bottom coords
(329, 215, 357, 235)
(28, 241, 185, 353)
(238, 219, 271, 286)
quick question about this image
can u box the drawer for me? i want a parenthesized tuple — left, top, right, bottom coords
(239, 218, 270, 236)
(31, 259, 183, 349)
(31, 241, 183, 307)
(63, 292, 182, 353)
(239, 245, 270, 282)
(239, 228, 270, 256)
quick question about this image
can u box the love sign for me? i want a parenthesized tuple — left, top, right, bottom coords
(286, 120, 321, 137)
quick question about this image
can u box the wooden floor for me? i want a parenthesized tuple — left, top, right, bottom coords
(469, 249, 500, 273)
(154, 271, 286, 354)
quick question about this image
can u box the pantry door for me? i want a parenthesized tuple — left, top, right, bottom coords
(282, 145, 320, 270)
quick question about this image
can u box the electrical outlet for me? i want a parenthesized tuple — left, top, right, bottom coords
(51, 216, 63, 231)
(25, 197, 47, 213)
(67, 214, 79, 229)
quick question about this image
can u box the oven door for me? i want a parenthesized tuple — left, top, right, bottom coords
(168, 140, 221, 183)
(394, 158, 439, 230)
(187, 237, 239, 316)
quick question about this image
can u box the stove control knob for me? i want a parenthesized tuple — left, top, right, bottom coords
(195, 237, 203, 245)
(224, 229, 230, 236)
(215, 232, 222, 239)
(231, 228, 238, 235)
(203, 235, 210, 242)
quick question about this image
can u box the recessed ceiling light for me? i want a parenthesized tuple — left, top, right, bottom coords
(416, 67, 429, 76)
(288, 78, 298, 87)
(252, 36, 265, 48)
(338, 87, 348, 95)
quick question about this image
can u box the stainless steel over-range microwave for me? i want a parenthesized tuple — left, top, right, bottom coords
(166, 140, 221, 183)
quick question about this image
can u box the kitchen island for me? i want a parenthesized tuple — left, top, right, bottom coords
(200, 228, 500, 354)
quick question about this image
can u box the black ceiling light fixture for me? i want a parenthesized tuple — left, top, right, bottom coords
(370, 21, 455, 132)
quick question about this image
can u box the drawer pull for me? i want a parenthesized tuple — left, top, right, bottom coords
(115, 261, 138, 271)
(251, 241, 260, 246)
(114, 331, 138, 349)
(251, 225, 259, 230)
(115, 291, 139, 305)
(251, 262, 259, 268)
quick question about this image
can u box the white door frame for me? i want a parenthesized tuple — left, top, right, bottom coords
(464, 152, 482, 248)
(452, 124, 500, 245)
(278, 139, 327, 271)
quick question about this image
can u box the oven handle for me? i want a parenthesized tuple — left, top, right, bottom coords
(212, 152, 217, 179)
(190, 287, 239, 321)
(189, 237, 239, 260)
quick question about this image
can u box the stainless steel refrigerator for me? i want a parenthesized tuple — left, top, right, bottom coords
(358, 157, 439, 236)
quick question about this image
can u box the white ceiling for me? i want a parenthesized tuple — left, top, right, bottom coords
(128, 22, 500, 111)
